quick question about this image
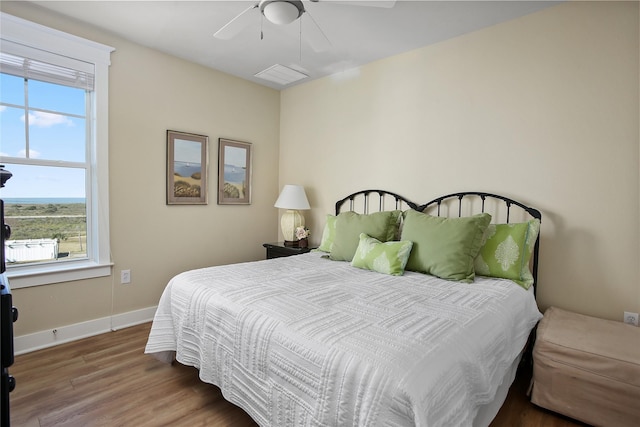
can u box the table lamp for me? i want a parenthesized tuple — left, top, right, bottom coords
(274, 184, 310, 245)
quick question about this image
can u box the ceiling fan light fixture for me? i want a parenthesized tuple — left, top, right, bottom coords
(260, 0, 304, 25)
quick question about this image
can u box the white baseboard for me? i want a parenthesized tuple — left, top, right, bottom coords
(14, 306, 157, 355)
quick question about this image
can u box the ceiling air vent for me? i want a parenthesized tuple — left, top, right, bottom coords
(254, 64, 308, 86)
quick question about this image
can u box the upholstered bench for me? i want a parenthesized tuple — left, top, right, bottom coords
(531, 306, 640, 427)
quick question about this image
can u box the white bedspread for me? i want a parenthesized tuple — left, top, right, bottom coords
(145, 251, 542, 426)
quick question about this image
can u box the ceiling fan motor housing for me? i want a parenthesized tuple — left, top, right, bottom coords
(259, 0, 305, 25)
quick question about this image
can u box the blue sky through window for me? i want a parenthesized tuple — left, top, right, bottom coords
(0, 73, 87, 198)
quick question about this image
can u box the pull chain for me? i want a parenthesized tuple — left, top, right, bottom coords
(299, 17, 302, 62)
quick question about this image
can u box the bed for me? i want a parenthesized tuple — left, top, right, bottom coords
(145, 190, 543, 427)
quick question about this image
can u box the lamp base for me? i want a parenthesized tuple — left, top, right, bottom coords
(280, 209, 304, 242)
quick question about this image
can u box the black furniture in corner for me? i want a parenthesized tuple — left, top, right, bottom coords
(1, 165, 16, 427)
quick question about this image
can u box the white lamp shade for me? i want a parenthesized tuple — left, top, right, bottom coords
(262, 1, 302, 25)
(275, 185, 310, 241)
(274, 185, 310, 210)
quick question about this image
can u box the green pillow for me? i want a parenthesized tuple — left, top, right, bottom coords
(330, 210, 401, 262)
(401, 210, 491, 282)
(474, 219, 540, 289)
(317, 214, 337, 252)
(351, 233, 413, 276)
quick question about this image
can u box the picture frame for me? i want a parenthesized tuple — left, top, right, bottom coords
(166, 130, 209, 205)
(218, 138, 252, 205)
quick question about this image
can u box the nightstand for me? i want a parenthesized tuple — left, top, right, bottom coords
(263, 242, 313, 259)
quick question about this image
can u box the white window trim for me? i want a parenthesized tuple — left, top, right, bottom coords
(1, 12, 115, 289)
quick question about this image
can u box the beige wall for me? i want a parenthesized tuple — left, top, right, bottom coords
(2, 2, 281, 335)
(280, 1, 640, 321)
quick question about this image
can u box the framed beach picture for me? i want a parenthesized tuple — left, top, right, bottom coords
(218, 138, 252, 205)
(166, 130, 209, 205)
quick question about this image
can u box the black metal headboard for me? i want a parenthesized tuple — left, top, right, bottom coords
(334, 189, 542, 294)
(335, 189, 418, 215)
(418, 192, 542, 223)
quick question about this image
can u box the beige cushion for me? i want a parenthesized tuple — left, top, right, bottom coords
(532, 306, 640, 427)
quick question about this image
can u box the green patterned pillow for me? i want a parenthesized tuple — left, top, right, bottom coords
(351, 233, 413, 276)
(401, 210, 492, 282)
(330, 210, 401, 262)
(474, 219, 540, 289)
(317, 214, 336, 252)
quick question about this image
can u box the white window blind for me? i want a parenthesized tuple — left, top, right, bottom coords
(0, 40, 94, 90)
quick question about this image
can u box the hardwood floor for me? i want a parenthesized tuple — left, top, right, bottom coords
(8, 323, 587, 427)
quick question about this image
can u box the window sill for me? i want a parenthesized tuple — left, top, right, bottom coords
(6, 260, 113, 289)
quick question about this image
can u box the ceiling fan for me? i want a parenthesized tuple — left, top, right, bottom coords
(213, 0, 396, 52)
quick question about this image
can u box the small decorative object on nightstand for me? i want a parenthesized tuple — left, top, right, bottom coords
(294, 226, 310, 248)
(263, 242, 314, 259)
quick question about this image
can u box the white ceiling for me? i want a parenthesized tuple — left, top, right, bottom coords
(28, 0, 561, 90)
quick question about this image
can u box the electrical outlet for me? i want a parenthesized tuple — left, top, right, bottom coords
(623, 312, 639, 326)
(120, 269, 131, 284)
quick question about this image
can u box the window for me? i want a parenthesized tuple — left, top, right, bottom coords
(0, 13, 114, 288)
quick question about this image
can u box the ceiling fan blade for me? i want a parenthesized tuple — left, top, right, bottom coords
(301, 11, 331, 52)
(213, 4, 259, 40)
(315, 0, 396, 8)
